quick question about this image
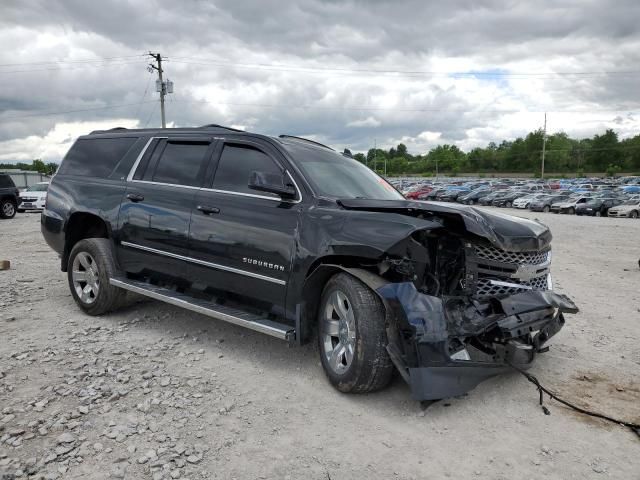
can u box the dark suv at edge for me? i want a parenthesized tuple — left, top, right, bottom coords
(0, 173, 20, 219)
(41, 125, 577, 401)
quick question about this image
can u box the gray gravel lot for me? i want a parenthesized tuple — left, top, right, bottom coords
(1, 210, 639, 479)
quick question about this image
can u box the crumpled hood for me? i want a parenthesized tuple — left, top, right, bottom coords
(338, 198, 552, 252)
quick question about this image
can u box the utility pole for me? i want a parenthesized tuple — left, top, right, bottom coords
(148, 52, 167, 128)
(541, 112, 547, 179)
(384, 148, 387, 177)
(374, 139, 377, 172)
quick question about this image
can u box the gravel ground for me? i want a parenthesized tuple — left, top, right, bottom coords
(0, 210, 639, 480)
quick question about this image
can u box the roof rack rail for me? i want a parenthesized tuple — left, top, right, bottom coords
(199, 124, 245, 132)
(278, 135, 334, 151)
(89, 126, 128, 134)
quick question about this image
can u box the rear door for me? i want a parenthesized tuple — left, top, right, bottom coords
(187, 138, 302, 314)
(116, 136, 217, 281)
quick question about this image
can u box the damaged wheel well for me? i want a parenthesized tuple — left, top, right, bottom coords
(300, 257, 391, 343)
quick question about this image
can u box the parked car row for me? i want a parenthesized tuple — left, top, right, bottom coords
(391, 176, 640, 219)
(0, 173, 49, 219)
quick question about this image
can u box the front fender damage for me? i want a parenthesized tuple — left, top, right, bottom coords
(377, 283, 578, 401)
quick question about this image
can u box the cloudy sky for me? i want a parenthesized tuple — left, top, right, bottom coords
(1, 0, 639, 163)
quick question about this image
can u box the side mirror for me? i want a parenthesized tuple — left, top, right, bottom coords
(248, 171, 297, 199)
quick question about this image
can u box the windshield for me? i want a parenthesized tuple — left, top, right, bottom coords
(289, 145, 403, 200)
(622, 200, 639, 205)
(26, 183, 48, 192)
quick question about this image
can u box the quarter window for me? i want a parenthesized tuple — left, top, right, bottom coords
(58, 137, 137, 178)
(150, 142, 209, 187)
(213, 144, 282, 196)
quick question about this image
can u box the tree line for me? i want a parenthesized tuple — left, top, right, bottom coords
(353, 129, 640, 177)
(0, 159, 58, 176)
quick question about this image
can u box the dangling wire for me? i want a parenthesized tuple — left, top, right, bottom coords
(509, 363, 640, 440)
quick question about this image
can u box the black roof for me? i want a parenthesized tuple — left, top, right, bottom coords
(87, 125, 338, 153)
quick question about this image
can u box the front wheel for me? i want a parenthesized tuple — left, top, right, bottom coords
(67, 238, 126, 315)
(318, 273, 394, 394)
(506, 201, 512, 208)
(631, 210, 639, 219)
(0, 199, 16, 219)
(568, 207, 575, 215)
(595, 211, 602, 217)
(543, 205, 550, 213)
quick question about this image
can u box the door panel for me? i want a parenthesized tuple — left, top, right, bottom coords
(117, 182, 197, 278)
(116, 137, 216, 280)
(187, 140, 301, 315)
(189, 192, 299, 310)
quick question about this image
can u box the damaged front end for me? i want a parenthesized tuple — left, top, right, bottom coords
(338, 200, 579, 401)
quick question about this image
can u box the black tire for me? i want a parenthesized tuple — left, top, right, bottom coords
(506, 201, 512, 208)
(543, 205, 550, 213)
(568, 207, 575, 215)
(0, 199, 17, 219)
(317, 273, 394, 394)
(631, 210, 639, 219)
(67, 238, 126, 315)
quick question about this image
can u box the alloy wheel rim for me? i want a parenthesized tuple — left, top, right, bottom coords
(2, 202, 14, 216)
(321, 289, 356, 375)
(72, 252, 100, 304)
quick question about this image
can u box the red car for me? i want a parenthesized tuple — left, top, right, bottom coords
(405, 185, 433, 199)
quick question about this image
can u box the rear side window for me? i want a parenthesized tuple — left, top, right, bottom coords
(0, 175, 15, 188)
(213, 144, 281, 195)
(58, 137, 137, 177)
(150, 142, 210, 187)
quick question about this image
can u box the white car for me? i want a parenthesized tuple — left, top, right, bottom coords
(512, 193, 547, 209)
(607, 200, 640, 218)
(18, 182, 49, 211)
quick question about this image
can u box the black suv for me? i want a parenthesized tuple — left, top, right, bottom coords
(0, 173, 20, 219)
(42, 126, 577, 401)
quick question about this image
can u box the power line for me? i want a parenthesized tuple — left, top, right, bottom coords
(171, 98, 639, 115)
(0, 101, 157, 121)
(0, 60, 148, 75)
(168, 56, 640, 78)
(134, 71, 154, 118)
(0, 55, 144, 67)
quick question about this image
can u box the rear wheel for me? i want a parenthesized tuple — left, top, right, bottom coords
(0, 199, 16, 219)
(318, 273, 394, 394)
(67, 238, 126, 315)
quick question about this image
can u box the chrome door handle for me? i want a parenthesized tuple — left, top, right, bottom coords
(126, 193, 144, 202)
(197, 205, 220, 215)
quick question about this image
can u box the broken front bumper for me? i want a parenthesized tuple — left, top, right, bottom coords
(377, 283, 578, 401)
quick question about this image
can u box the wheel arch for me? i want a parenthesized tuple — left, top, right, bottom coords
(62, 212, 112, 272)
(298, 258, 392, 344)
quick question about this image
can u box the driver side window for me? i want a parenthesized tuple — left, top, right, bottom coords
(213, 144, 281, 197)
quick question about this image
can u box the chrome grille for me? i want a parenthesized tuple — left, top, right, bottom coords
(475, 275, 548, 298)
(471, 243, 551, 299)
(474, 244, 550, 265)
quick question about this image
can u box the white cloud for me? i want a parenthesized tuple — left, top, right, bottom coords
(0, 119, 139, 162)
(347, 117, 381, 128)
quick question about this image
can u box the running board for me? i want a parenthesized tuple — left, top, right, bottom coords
(110, 277, 295, 341)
